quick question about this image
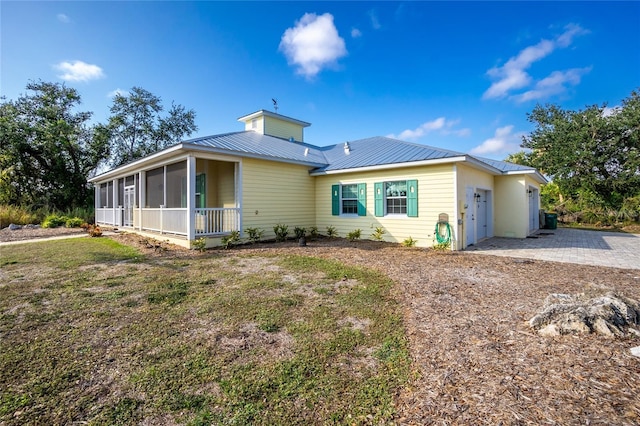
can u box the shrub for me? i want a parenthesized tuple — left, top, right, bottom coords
(347, 229, 362, 242)
(65, 217, 84, 228)
(432, 241, 450, 251)
(88, 225, 102, 237)
(273, 224, 289, 242)
(402, 236, 417, 247)
(0, 205, 38, 228)
(308, 226, 319, 240)
(371, 226, 386, 241)
(294, 226, 306, 239)
(221, 230, 241, 249)
(245, 227, 264, 243)
(42, 214, 68, 228)
(192, 237, 207, 252)
(325, 225, 338, 239)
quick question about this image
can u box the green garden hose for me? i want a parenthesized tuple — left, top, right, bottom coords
(435, 220, 452, 244)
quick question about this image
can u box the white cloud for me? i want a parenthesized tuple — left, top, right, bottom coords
(470, 125, 523, 156)
(483, 24, 589, 101)
(279, 13, 347, 79)
(54, 60, 105, 82)
(57, 13, 70, 23)
(368, 9, 381, 30)
(107, 88, 129, 98)
(513, 67, 591, 103)
(388, 117, 470, 141)
(351, 28, 362, 38)
(602, 105, 619, 117)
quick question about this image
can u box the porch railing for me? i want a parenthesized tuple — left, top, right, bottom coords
(96, 207, 241, 237)
(195, 208, 241, 235)
(140, 208, 187, 235)
(95, 207, 124, 226)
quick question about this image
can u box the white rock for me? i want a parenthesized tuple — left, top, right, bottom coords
(631, 346, 640, 358)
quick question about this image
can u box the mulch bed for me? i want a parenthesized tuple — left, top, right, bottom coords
(4, 228, 639, 424)
(0, 225, 86, 242)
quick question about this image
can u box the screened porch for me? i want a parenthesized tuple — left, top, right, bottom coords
(94, 157, 240, 240)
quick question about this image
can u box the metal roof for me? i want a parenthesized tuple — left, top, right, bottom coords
(183, 131, 326, 166)
(316, 136, 466, 172)
(93, 130, 543, 181)
(469, 155, 537, 173)
(237, 110, 311, 127)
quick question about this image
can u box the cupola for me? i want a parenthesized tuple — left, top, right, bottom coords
(238, 110, 310, 142)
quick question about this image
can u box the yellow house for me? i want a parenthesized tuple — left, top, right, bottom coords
(90, 110, 546, 250)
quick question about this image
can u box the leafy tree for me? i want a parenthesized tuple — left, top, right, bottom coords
(0, 81, 109, 209)
(522, 89, 640, 209)
(504, 151, 531, 166)
(102, 87, 197, 167)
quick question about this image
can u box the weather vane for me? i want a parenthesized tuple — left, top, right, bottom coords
(272, 98, 278, 113)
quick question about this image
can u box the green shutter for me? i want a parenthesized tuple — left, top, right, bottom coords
(357, 183, 367, 216)
(331, 184, 340, 216)
(407, 179, 418, 217)
(374, 182, 384, 217)
(196, 174, 206, 208)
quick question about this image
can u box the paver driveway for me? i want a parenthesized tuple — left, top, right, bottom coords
(466, 227, 640, 270)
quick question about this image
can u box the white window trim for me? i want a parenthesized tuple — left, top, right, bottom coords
(340, 183, 359, 216)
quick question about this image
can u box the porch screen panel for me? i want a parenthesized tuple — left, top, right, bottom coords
(118, 178, 124, 206)
(107, 182, 114, 208)
(99, 183, 108, 208)
(166, 161, 187, 208)
(146, 167, 164, 208)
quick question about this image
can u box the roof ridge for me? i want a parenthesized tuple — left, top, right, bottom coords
(324, 135, 467, 156)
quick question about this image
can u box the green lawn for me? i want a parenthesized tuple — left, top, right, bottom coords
(0, 238, 409, 425)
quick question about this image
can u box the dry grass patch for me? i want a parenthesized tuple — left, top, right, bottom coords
(0, 238, 408, 425)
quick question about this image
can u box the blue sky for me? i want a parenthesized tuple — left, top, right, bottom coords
(2, 1, 639, 159)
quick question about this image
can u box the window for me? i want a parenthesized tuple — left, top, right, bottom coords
(331, 183, 366, 216)
(374, 180, 418, 217)
(385, 181, 407, 214)
(196, 174, 206, 209)
(341, 184, 358, 214)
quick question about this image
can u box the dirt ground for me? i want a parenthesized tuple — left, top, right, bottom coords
(3, 227, 640, 424)
(0, 225, 85, 242)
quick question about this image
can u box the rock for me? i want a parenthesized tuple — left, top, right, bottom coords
(8, 223, 22, 230)
(631, 346, 640, 358)
(529, 290, 640, 338)
(24, 224, 41, 229)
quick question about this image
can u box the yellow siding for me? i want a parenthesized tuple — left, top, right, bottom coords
(315, 165, 456, 248)
(217, 162, 236, 208)
(455, 164, 496, 249)
(241, 158, 316, 239)
(263, 116, 304, 141)
(196, 159, 237, 207)
(243, 116, 264, 133)
(494, 175, 527, 238)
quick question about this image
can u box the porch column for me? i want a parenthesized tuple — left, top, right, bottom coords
(186, 156, 196, 242)
(139, 171, 146, 231)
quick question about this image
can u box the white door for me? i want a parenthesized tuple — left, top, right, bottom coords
(124, 186, 135, 227)
(476, 190, 488, 241)
(465, 187, 475, 246)
(528, 187, 539, 234)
